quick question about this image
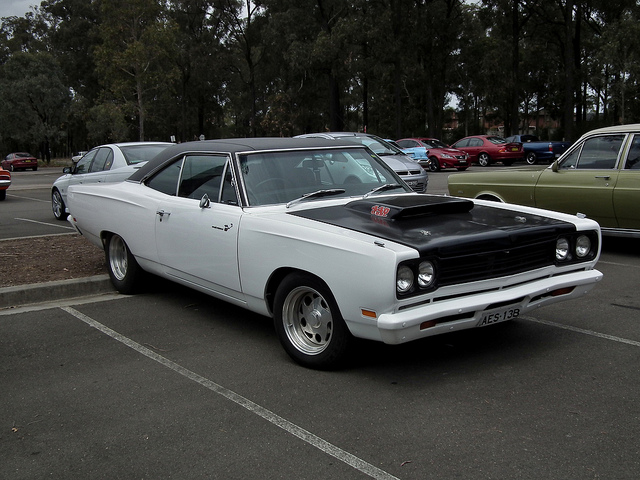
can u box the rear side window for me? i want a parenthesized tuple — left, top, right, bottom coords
(147, 157, 183, 195)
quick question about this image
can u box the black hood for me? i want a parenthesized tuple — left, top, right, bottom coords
(289, 195, 575, 256)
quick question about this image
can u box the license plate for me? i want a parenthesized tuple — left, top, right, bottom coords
(511, 147, 519, 151)
(477, 306, 520, 327)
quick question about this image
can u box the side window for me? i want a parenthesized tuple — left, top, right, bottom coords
(454, 139, 468, 148)
(89, 148, 113, 173)
(147, 157, 183, 195)
(624, 135, 640, 170)
(75, 150, 97, 174)
(575, 135, 624, 169)
(178, 154, 228, 201)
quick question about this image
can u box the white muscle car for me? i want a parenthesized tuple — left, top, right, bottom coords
(67, 138, 603, 369)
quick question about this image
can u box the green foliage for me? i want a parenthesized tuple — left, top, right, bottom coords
(1, 0, 640, 154)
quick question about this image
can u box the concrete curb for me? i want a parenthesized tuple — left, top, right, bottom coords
(0, 275, 115, 309)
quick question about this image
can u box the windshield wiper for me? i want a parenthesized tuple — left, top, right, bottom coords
(364, 183, 402, 198)
(286, 189, 346, 208)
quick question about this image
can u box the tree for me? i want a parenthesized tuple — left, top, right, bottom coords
(93, 0, 177, 141)
(0, 51, 70, 153)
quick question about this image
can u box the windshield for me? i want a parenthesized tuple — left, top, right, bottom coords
(239, 147, 411, 206)
(423, 139, 447, 148)
(120, 144, 171, 164)
(349, 135, 405, 156)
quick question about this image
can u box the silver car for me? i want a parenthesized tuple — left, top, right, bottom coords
(295, 132, 428, 192)
(52, 142, 172, 220)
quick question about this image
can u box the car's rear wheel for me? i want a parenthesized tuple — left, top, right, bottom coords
(105, 234, 142, 294)
(526, 152, 537, 165)
(51, 189, 68, 220)
(273, 272, 352, 369)
(478, 153, 491, 166)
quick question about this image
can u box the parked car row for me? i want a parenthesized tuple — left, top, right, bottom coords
(395, 133, 570, 169)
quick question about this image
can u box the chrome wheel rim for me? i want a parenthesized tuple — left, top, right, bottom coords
(108, 235, 128, 281)
(52, 191, 64, 218)
(282, 286, 332, 355)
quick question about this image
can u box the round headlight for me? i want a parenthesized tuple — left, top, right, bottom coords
(575, 235, 592, 258)
(396, 265, 414, 294)
(556, 237, 570, 261)
(417, 261, 435, 288)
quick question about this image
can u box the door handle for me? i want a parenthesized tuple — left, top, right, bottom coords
(594, 176, 610, 180)
(156, 210, 171, 222)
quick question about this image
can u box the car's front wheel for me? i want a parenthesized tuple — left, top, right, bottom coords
(428, 157, 440, 171)
(478, 153, 491, 166)
(105, 234, 143, 294)
(51, 189, 68, 220)
(273, 273, 352, 369)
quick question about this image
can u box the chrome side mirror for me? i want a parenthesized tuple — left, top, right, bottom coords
(199, 194, 211, 209)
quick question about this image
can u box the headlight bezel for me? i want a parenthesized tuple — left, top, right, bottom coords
(397, 258, 438, 297)
(554, 231, 598, 264)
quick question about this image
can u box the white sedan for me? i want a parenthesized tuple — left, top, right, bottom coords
(52, 142, 172, 220)
(67, 138, 603, 369)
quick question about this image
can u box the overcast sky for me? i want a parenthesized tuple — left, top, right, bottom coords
(0, 0, 38, 19)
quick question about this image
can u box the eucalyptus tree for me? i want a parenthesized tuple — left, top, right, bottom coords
(0, 51, 70, 154)
(93, 0, 178, 142)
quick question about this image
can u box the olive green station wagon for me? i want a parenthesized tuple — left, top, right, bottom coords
(448, 124, 640, 238)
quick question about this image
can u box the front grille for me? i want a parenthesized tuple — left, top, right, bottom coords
(437, 239, 556, 286)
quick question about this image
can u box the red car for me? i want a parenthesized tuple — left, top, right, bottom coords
(450, 135, 523, 166)
(396, 137, 470, 171)
(2, 152, 38, 171)
(0, 166, 11, 200)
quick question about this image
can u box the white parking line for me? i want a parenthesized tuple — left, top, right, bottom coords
(15, 217, 74, 230)
(7, 193, 50, 202)
(524, 316, 640, 347)
(60, 306, 400, 480)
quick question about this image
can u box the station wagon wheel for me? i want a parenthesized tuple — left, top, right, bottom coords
(274, 273, 352, 369)
(478, 153, 490, 167)
(105, 234, 143, 294)
(51, 189, 68, 220)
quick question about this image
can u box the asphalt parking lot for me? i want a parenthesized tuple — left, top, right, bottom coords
(1, 168, 639, 479)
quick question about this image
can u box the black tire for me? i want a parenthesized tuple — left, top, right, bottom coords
(456, 167, 468, 171)
(525, 152, 537, 165)
(428, 157, 440, 172)
(273, 272, 352, 369)
(9, 164, 15, 172)
(105, 234, 143, 294)
(0, 190, 5, 201)
(478, 153, 491, 167)
(51, 189, 68, 220)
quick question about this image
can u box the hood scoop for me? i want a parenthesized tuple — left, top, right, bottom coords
(345, 195, 474, 220)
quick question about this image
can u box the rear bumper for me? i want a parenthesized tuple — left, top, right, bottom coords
(376, 268, 603, 344)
